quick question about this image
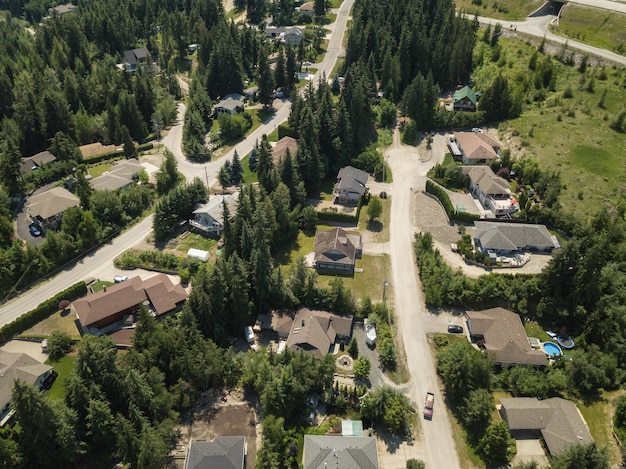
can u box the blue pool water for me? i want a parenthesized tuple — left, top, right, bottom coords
(542, 341, 562, 357)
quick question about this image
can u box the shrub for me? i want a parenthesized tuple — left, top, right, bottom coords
(47, 331, 73, 361)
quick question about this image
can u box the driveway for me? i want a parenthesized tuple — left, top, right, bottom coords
(1, 339, 48, 363)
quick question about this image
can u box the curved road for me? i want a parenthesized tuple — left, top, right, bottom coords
(474, 5, 626, 66)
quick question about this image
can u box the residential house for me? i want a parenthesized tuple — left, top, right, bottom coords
(303, 435, 379, 469)
(284, 26, 304, 45)
(90, 158, 142, 191)
(72, 274, 188, 335)
(123, 48, 152, 72)
(461, 165, 516, 216)
(453, 85, 478, 112)
(466, 307, 548, 367)
(500, 397, 593, 455)
(333, 166, 369, 205)
(0, 351, 53, 425)
(314, 227, 362, 276)
(255, 311, 295, 340)
(184, 437, 246, 469)
(213, 93, 245, 116)
(297, 2, 316, 16)
(272, 136, 298, 164)
(49, 3, 78, 15)
(474, 221, 560, 254)
(189, 192, 239, 237)
(20, 150, 57, 175)
(454, 131, 500, 164)
(286, 307, 353, 359)
(25, 186, 80, 230)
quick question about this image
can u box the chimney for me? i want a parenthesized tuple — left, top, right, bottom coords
(301, 319, 305, 326)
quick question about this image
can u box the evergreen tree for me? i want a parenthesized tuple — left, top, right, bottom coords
(257, 46, 275, 109)
(230, 150, 244, 185)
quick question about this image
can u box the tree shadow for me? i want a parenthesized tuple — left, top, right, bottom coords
(366, 220, 382, 232)
(373, 424, 405, 453)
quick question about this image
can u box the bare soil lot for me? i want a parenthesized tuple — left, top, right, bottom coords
(172, 389, 258, 469)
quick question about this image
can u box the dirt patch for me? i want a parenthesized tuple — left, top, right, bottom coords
(172, 389, 259, 469)
(79, 142, 120, 159)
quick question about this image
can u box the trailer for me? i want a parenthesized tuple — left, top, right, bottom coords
(423, 392, 435, 420)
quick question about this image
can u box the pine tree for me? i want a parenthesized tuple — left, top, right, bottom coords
(257, 46, 275, 109)
(230, 150, 244, 185)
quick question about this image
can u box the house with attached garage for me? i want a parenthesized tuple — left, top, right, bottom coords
(0, 351, 54, 425)
(184, 437, 246, 469)
(333, 166, 369, 205)
(90, 158, 142, 191)
(499, 397, 593, 456)
(72, 274, 188, 336)
(314, 227, 362, 276)
(454, 131, 500, 165)
(474, 221, 560, 254)
(25, 186, 80, 230)
(286, 308, 353, 359)
(303, 435, 379, 469)
(213, 93, 245, 116)
(462, 165, 517, 216)
(466, 307, 547, 367)
(122, 48, 152, 72)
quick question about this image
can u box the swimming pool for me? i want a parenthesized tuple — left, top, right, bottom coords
(542, 341, 562, 357)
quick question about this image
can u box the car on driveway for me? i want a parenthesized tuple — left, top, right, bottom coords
(29, 223, 42, 237)
(114, 275, 129, 283)
(447, 324, 464, 334)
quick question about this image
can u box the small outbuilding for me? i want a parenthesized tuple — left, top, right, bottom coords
(187, 248, 210, 262)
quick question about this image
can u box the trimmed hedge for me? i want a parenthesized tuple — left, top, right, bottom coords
(317, 196, 363, 224)
(425, 179, 481, 224)
(0, 282, 87, 345)
(83, 142, 153, 164)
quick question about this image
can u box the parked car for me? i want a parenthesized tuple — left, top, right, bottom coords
(42, 370, 58, 391)
(29, 223, 42, 237)
(114, 275, 129, 283)
(447, 324, 464, 334)
(423, 392, 435, 420)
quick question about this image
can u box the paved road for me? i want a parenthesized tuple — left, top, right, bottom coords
(565, 0, 626, 14)
(475, 5, 626, 66)
(386, 129, 461, 469)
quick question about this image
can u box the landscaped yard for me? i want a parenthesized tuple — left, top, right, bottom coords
(577, 391, 623, 465)
(45, 354, 76, 401)
(523, 320, 553, 343)
(171, 232, 218, 253)
(88, 162, 115, 178)
(275, 225, 334, 268)
(358, 197, 391, 243)
(21, 310, 81, 340)
(553, 5, 626, 56)
(91, 280, 114, 293)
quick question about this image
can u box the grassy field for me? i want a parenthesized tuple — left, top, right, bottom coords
(88, 162, 114, 178)
(22, 310, 81, 340)
(45, 354, 76, 401)
(578, 391, 622, 465)
(553, 5, 626, 56)
(454, 0, 542, 21)
(523, 320, 553, 343)
(473, 37, 626, 221)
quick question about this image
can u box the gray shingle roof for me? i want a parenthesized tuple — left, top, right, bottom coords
(336, 166, 369, 197)
(303, 435, 379, 469)
(474, 221, 560, 251)
(0, 352, 52, 412)
(184, 437, 245, 469)
(462, 165, 510, 195)
(25, 187, 80, 220)
(215, 94, 245, 112)
(500, 397, 593, 455)
(466, 307, 547, 366)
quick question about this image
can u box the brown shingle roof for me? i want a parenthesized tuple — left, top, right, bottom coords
(286, 308, 352, 359)
(466, 307, 547, 366)
(73, 274, 187, 327)
(272, 136, 298, 165)
(314, 228, 361, 266)
(454, 132, 500, 161)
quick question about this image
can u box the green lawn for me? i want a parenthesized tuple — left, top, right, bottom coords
(523, 320, 552, 343)
(454, 0, 542, 21)
(319, 178, 335, 201)
(241, 155, 258, 184)
(173, 232, 218, 252)
(45, 354, 76, 401)
(88, 162, 114, 178)
(577, 391, 622, 465)
(553, 5, 626, 56)
(91, 280, 114, 293)
(21, 310, 82, 340)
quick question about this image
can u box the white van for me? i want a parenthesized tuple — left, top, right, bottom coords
(245, 326, 255, 344)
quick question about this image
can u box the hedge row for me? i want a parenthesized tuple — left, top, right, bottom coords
(317, 196, 363, 224)
(0, 282, 87, 345)
(426, 179, 454, 216)
(425, 179, 481, 224)
(278, 123, 297, 140)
